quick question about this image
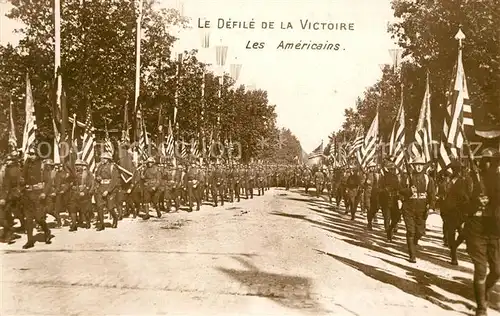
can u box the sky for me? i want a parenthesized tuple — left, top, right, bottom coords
(0, 0, 399, 153)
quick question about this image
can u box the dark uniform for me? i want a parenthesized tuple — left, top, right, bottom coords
(68, 159, 94, 231)
(211, 162, 226, 206)
(345, 169, 362, 219)
(94, 152, 120, 230)
(142, 157, 161, 219)
(366, 166, 381, 229)
(401, 157, 436, 263)
(186, 162, 201, 211)
(379, 162, 403, 240)
(22, 153, 52, 249)
(0, 154, 22, 243)
(314, 169, 325, 197)
(464, 148, 500, 316)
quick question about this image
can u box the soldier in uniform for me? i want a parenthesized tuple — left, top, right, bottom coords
(94, 152, 120, 230)
(401, 156, 436, 263)
(379, 161, 403, 240)
(68, 159, 94, 231)
(211, 161, 226, 206)
(52, 162, 71, 227)
(256, 164, 265, 196)
(441, 160, 471, 264)
(142, 157, 161, 219)
(21, 149, 53, 249)
(365, 162, 381, 229)
(437, 171, 452, 246)
(227, 163, 238, 202)
(186, 160, 201, 211)
(0, 153, 22, 243)
(245, 164, 255, 199)
(173, 164, 184, 210)
(303, 167, 312, 193)
(463, 148, 500, 316)
(336, 169, 348, 209)
(345, 167, 362, 219)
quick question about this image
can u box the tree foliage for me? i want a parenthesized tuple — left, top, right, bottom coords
(0, 0, 302, 163)
(330, 0, 499, 149)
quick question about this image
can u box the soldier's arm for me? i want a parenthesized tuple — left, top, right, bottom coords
(86, 172, 95, 195)
(427, 177, 436, 209)
(108, 164, 120, 193)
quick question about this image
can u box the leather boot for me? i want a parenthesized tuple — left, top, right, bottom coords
(96, 210, 105, 231)
(407, 237, 416, 263)
(474, 281, 488, 316)
(143, 203, 150, 220)
(69, 213, 78, 231)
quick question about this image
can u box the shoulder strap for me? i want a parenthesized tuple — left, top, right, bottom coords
(424, 174, 429, 190)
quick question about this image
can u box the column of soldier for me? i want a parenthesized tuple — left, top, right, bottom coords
(0, 147, 292, 250)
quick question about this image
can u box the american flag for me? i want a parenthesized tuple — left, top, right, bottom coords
(22, 74, 37, 161)
(360, 112, 379, 168)
(8, 96, 17, 152)
(104, 120, 114, 155)
(191, 138, 200, 158)
(164, 120, 174, 157)
(81, 107, 96, 173)
(389, 92, 405, 169)
(438, 30, 471, 173)
(411, 72, 432, 163)
(348, 128, 363, 158)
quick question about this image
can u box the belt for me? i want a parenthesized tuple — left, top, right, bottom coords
(25, 183, 44, 191)
(100, 179, 111, 184)
(72, 185, 87, 190)
(410, 193, 427, 200)
(472, 210, 486, 217)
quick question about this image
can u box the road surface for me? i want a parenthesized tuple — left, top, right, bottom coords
(1, 188, 498, 316)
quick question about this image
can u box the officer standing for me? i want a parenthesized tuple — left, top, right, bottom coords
(22, 149, 53, 249)
(94, 152, 120, 230)
(401, 156, 436, 263)
(464, 148, 500, 316)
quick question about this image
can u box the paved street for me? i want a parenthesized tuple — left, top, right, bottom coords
(1, 188, 499, 316)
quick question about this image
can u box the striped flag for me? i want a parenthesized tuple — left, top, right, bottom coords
(191, 138, 200, 158)
(81, 107, 96, 173)
(360, 112, 379, 168)
(22, 74, 37, 161)
(104, 120, 114, 155)
(164, 120, 174, 157)
(447, 37, 473, 149)
(121, 100, 130, 143)
(8, 96, 17, 152)
(411, 72, 433, 162)
(348, 128, 363, 158)
(389, 93, 405, 169)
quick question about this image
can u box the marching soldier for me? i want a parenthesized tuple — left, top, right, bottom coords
(196, 160, 207, 205)
(336, 169, 348, 209)
(0, 153, 22, 244)
(441, 160, 472, 265)
(186, 160, 201, 211)
(463, 148, 500, 316)
(379, 161, 403, 240)
(68, 159, 94, 231)
(365, 162, 381, 229)
(21, 149, 53, 249)
(256, 164, 265, 196)
(401, 156, 436, 263)
(303, 167, 312, 193)
(314, 167, 325, 197)
(94, 152, 120, 230)
(227, 163, 238, 202)
(211, 161, 226, 206)
(52, 162, 71, 227)
(42, 160, 59, 227)
(142, 157, 161, 219)
(437, 171, 452, 246)
(345, 166, 362, 219)
(245, 164, 255, 199)
(173, 164, 184, 210)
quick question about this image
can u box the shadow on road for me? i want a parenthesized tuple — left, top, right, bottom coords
(216, 256, 332, 314)
(318, 250, 474, 315)
(270, 189, 500, 313)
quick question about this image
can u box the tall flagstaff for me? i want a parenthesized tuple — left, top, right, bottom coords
(134, 0, 144, 114)
(54, 0, 64, 142)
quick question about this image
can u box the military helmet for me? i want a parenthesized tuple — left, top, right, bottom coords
(385, 161, 396, 169)
(101, 152, 112, 160)
(367, 161, 376, 168)
(146, 157, 155, 163)
(75, 159, 87, 166)
(44, 159, 54, 165)
(480, 148, 499, 159)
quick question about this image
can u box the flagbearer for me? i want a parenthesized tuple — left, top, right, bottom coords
(464, 148, 500, 316)
(21, 149, 53, 249)
(68, 159, 94, 231)
(94, 152, 120, 230)
(402, 156, 436, 263)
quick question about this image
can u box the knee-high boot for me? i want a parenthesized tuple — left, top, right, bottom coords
(474, 281, 488, 316)
(407, 237, 416, 263)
